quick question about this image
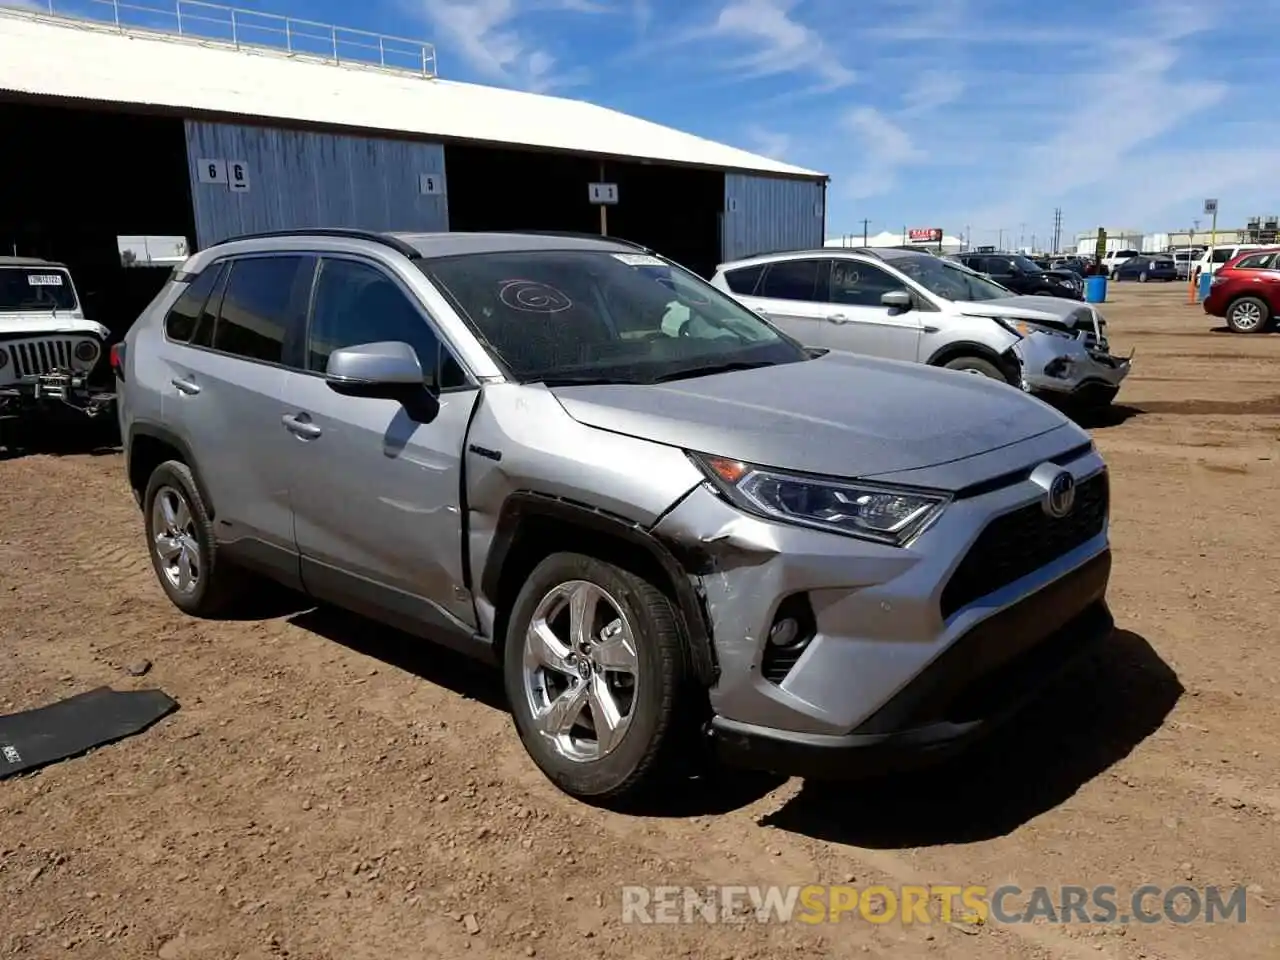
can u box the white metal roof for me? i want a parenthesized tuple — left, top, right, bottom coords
(0, 11, 825, 180)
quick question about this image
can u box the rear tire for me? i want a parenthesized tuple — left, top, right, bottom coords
(942, 355, 1006, 381)
(503, 551, 693, 806)
(143, 460, 246, 617)
(1138, 271, 1148, 283)
(1225, 296, 1270, 334)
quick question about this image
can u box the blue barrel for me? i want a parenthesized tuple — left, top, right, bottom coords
(1084, 275, 1107, 303)
(1197, 271, 1212, 301)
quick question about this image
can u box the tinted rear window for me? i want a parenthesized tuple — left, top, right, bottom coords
(723, 264, 765, 295)
(164, 264, 222, 342)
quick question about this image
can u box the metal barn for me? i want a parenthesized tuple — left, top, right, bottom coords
(0, 2, 827, 338)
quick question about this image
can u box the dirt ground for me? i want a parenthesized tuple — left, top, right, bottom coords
(2, 282, 1278, 960)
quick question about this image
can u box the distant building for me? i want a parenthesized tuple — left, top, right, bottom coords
(1073, 228, 1144, 256)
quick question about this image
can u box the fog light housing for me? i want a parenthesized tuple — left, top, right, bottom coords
(1043, 357, 1073, 379)
(761, 594, 817, 685)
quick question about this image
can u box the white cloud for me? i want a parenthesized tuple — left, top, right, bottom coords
(966, 12, 1230, 229)
(415, 0, 590, 91)
(744, 124, 793, 161)
(673, 0, 855, 92)
(900, 69, 963, 115)
(841, 107, 925, 199)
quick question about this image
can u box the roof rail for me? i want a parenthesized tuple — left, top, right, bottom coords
(500, 230, 653, 253)
(209, 228, 422, 259)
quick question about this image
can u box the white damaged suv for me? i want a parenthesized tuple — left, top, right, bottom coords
(711, 247, 1132, 410)
(0, 256, 115, 446)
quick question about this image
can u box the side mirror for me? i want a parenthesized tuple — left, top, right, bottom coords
(881, 289, 913, 310)
(325, 341, 439, 418)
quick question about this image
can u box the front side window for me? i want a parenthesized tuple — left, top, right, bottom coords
(887, 254, 1011, 302)
(419, 249, 808, 384)
(0, 267, 78, 312)
(757, 259, 823, 301)
(827, 259, 903, 307)
(308, 257, 465, 390)
(211, 256, 314, 364)
(1211, 248, 1234, 263)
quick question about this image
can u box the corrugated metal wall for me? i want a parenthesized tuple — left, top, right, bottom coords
(722, 173, 826, 263)
(183, 120, 449, 248)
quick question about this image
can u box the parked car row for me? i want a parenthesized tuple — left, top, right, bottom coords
(113, 227, 1120, 805)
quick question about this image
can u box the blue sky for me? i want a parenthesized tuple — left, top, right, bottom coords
(78, 0, 1280, 245)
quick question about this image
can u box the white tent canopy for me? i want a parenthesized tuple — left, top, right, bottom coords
(825, 231, 963, 253)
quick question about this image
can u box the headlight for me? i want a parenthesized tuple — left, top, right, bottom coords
(74, 340, 99, 363)
(991, 317, 1073, 339)
(690, 454, 950, 546)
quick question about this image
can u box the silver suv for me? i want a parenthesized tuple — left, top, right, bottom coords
(117, 229, 1116, 804)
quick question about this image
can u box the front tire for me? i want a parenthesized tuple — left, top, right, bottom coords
(942, 355, 1006, 381)
(503, 552, 692, 805)
(1226, 296, 1270, 334)
(143, 460, 244, 616)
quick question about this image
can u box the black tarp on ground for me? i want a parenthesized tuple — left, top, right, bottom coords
(0, 686, 178, 779)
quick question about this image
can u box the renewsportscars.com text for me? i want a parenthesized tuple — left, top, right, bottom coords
(620, 884, 1249, 925)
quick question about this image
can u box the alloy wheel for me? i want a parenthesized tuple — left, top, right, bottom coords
(151, 485, 201, 595)
(521, 580, 639, 763)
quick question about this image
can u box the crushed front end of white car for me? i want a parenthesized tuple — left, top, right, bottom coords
(0, 259, 116, 436)
(962, 298, 1133, 409)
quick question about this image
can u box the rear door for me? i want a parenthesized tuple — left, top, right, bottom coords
(734, 257, 830, 345)
(159, 253, 315, 588)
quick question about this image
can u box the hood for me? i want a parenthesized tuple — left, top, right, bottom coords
(0, 313, 109, 339)
(550, 350, 1069, 482)
(957, 296, 1095, 328)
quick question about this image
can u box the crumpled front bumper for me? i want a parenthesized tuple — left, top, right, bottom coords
(1015, 325, 1132, 405)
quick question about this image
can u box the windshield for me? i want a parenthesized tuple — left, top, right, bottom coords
(891, 256, 1012, 303)
(0, 267, 78, 312)
(1010, 255, 1043, 273)
(419, 249, 809, 384)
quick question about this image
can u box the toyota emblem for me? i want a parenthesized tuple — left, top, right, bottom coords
(1044, 470, 1076, 518)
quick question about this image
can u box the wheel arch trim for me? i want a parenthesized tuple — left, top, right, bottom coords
(480, 490, 719, 686)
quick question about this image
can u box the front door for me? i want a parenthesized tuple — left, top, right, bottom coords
(281, 254, 480, 635)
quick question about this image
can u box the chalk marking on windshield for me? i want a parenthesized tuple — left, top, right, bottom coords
(498, 279, 573, 313)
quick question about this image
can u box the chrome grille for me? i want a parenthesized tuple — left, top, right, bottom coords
(5, 339, 77, 378)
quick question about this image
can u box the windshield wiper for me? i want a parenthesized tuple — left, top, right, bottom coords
(649, 360, 777, 383)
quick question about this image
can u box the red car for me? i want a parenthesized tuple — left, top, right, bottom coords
(1203, 246, 1280, 333)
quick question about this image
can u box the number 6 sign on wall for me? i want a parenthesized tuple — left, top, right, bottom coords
(196, 158, 227, 185)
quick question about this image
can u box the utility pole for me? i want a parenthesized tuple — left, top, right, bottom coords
(1019, 222, 1026, 250)
(858, 218, 870, 245)
(997, 227, 1004, 250)
(964, 224, 971, 251)
(1052, 207, 1063, 253)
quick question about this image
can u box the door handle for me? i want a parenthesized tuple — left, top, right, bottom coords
(171, 376, 200, 395)
(826, 313, 850, 323)
(281, 413, 322, 439)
